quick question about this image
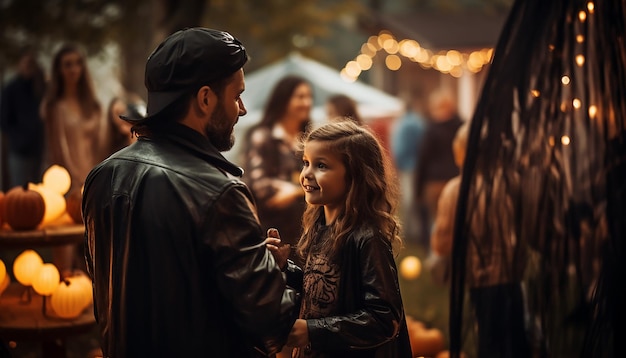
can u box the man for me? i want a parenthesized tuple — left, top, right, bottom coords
(414, 88, 463, 246)
(83, 28, 299, 357)
(0, 48, 45, 188)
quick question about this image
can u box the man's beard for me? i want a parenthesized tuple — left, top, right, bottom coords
(206, 101, 235, 152)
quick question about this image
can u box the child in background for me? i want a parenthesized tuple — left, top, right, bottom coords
(325, 94, 363, 125)
(103, 93, 146, 156)
(267, 120, 412, 357)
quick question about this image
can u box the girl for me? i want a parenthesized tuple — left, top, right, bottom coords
(267, 120, 412, 357)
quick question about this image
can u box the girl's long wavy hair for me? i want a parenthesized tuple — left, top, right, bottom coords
(42, 43, 101, 122)
(296, 120, 402, 259)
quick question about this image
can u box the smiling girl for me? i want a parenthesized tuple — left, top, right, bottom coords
(267, 120, 412, 357)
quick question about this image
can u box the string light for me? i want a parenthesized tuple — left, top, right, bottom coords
(341, 30, 493, 81)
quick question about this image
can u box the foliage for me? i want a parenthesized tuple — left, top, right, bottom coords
(0, 0, 363, 92)
(201, 0, 365, 70)
(0, 0, 124, 66)
(405, 0, 514, 12)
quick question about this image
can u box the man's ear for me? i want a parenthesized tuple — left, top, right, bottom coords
(196, 85, 217, 115)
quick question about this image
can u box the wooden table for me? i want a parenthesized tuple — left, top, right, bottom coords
(0, 223, 85, 249)
(0, 223, 96, 358)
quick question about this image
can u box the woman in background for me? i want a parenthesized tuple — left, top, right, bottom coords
(242, 75, 312, 267)
(41, 43, 102, 275)
(41, 43, 103, 191)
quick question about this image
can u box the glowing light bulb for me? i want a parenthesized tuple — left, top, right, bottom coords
(561, 76, 571, 85)
(576, 55, 585, 66)
(561, 136, 571, 145)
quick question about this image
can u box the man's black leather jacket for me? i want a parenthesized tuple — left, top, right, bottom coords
(83, 123, 298, 357)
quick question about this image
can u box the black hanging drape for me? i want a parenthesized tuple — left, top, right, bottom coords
(449, 0, 625, 357)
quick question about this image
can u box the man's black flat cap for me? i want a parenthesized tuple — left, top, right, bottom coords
(123, 27, 248, 122)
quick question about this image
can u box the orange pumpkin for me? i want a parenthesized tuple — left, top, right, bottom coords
(435, 350, 468, 358)
(406, 316, 446, 358)
(3, 185, 45, 230)
(65, 188, 83, 224)
(0, 190, 5, 228)
(50, 278, 92, 319)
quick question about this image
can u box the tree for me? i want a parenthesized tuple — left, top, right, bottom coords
(0, 0, 362, 96)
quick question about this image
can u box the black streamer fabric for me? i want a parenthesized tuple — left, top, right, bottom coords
(448, 0, 625, 357)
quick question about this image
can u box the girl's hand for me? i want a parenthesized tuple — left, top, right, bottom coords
(286, 319, 309, 347)
(265, 228, 290, 270)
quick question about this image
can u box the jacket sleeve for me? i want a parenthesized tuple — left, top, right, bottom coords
(206, 185, 299, 356)
(306, 234, 405, 351)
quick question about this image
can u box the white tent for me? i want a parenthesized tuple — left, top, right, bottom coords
(226, 52, 404, 162)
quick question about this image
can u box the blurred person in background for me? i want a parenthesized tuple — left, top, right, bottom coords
(325, 93, 363, 125)
(242, 75, 312, 267)
(41, 43, 103, 192)
(102, 92, 146, 156)
(430, 120, 530, 357)
(413, 88, 463, 248)
(390, 90, 426, 245)
(41, 43, 103, 275)
(0, 48, 46, 188)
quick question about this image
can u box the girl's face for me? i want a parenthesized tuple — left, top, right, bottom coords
(60, 51, 83, 87)
(300, 139, 347, 223)
(284, 83, 312, 123)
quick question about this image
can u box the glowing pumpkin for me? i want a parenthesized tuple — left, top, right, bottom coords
(50, 278, 92, 319)
(0, 259, 6, 286)
(435, 350, 468, 358)
(42, 165, 72, 196)
(0, 273, 9, 297)
(13, 249, 44, 286)
(67, 271, 93, 306)
(28, 184, 66, 227)
(406, 316, 446, 358)
(32, 263, 61, 296)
